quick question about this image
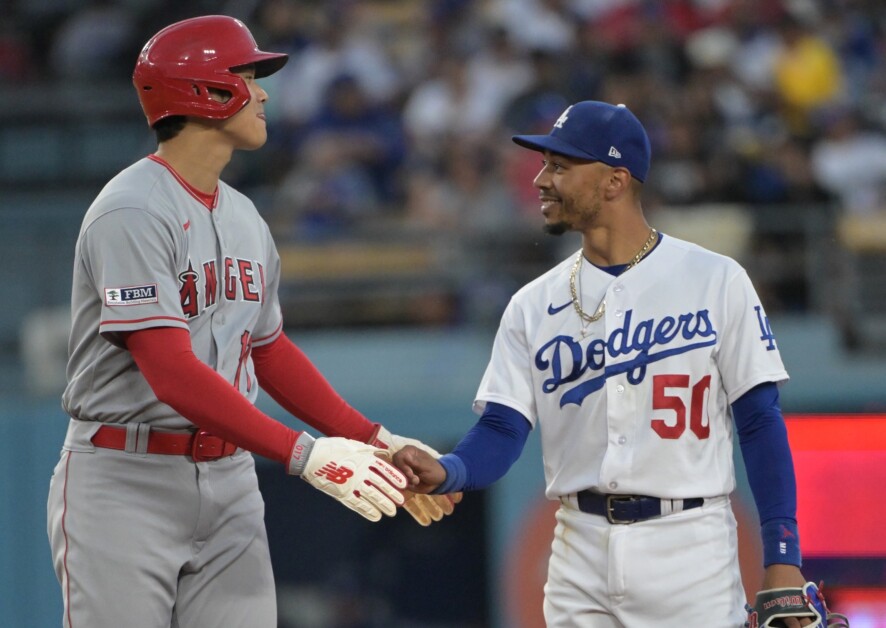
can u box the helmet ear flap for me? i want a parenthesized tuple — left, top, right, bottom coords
(135, 71, 247, 124)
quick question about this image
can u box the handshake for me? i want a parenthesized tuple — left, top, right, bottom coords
(288, 426, 461, 525)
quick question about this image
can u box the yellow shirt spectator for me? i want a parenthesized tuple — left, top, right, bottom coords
(774, 34, 843, 113)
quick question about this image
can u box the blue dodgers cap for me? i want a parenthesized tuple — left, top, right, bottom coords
(512, 101, 652, 182)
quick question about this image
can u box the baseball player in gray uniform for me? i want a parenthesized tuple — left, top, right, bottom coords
(393, 102, 834, 626)
(46, 15, 456, 628)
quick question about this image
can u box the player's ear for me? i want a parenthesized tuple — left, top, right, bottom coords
(604, 166, 632, 199)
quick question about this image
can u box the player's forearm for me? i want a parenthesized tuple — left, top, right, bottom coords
(126, 327, 298, 464)
(252, 334, 376, 441)
(733, 382, 801, 566)
(431, 402, 531, 493)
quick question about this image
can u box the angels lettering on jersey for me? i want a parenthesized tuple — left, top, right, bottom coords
(178, 256, 266, 318)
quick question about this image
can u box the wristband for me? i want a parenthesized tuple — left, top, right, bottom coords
(287, 432, 316, 476)
(761, 518, 802, 567)
(432, 453, 467, 494)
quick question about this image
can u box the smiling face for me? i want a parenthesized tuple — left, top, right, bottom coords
(533, 151, 609, 235)
(211, 66, 270, 151)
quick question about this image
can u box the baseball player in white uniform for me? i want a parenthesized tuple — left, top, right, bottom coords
(46, 16, 455, 628)
(394, 101, 818, 627)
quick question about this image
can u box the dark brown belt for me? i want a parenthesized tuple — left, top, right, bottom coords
(576, 489, 704, 524)
(91, 425, 238, 461)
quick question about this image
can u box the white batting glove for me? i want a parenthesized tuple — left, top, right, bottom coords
(289, 433, 407, 522)
(370, 425, 462, 526)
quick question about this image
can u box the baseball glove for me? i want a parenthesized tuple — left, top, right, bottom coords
(369, 425, 462, 526)
(746, 581, 850, 627)
(288, 433, 407, 522)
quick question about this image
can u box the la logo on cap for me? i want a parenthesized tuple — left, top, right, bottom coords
(554, 106, 573, 129)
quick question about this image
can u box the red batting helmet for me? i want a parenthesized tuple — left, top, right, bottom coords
(133, 15, 288, 126)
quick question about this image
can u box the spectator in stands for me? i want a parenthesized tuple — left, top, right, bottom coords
(464, 24, 535, 131)
(771, 13, 844, 135)
(274, 6, 401, 130)
(487, 0, 577, 54)
(811, 107, 886, 216)
(722, 0, 785, 113)
(404, 140, 515, 235)
(270, 73, 408, 239)
(48, 0, 137, 80)
(820, 2, 882, 103)
(402, 52, 511, 160)
(299, 73, 407, 204)
(503, 49, 577, 133)
(646, 113, 708, 205)
(252, 0, 313, 55)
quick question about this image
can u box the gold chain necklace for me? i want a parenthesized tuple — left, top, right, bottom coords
(569, 228, 658, 324)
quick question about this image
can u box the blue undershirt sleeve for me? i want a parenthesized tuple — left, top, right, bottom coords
(431, 402, 532, 494)
(733, 381, 801, 567)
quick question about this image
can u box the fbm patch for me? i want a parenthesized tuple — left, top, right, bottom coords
(105, 284, 158, 306)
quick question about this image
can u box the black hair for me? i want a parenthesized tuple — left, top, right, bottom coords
(153, 115, 187, 143)
(151, 85, 234, 142)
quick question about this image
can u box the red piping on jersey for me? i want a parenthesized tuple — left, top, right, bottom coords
(99, 315, 187, 327)
(61, 450, 73, 628)
(253, 319, 284, 344)
(147, 154, 219, 210)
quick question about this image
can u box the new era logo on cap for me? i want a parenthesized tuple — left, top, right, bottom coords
(511, 100, 652, 182)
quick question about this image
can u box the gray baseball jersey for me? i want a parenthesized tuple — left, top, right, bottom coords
(50, 154, 284, 628)
(62, 155, 284, 428)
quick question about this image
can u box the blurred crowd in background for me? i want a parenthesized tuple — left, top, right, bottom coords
(2, 0, 886, 328)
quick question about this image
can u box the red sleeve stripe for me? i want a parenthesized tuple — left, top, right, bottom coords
(100, 315, 187, 326)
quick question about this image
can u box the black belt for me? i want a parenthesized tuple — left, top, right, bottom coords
(576, 490, 704, 524)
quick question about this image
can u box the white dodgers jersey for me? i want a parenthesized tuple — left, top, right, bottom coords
(474, 235, 788, 499)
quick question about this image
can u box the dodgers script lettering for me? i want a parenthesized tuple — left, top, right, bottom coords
(535, 309, 718, 407)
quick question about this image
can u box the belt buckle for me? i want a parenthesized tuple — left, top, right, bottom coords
(190, 429, 216, 462)
(606, 495, 638, 524)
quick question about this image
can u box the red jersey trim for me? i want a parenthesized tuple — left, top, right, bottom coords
(99, 315, 187, 327)
(148, 154, 219, 210)
(253, 319, 284, 344)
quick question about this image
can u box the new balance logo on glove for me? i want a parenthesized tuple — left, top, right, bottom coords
(315, 463, 354, 484)
(297, 436, 407, 522)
